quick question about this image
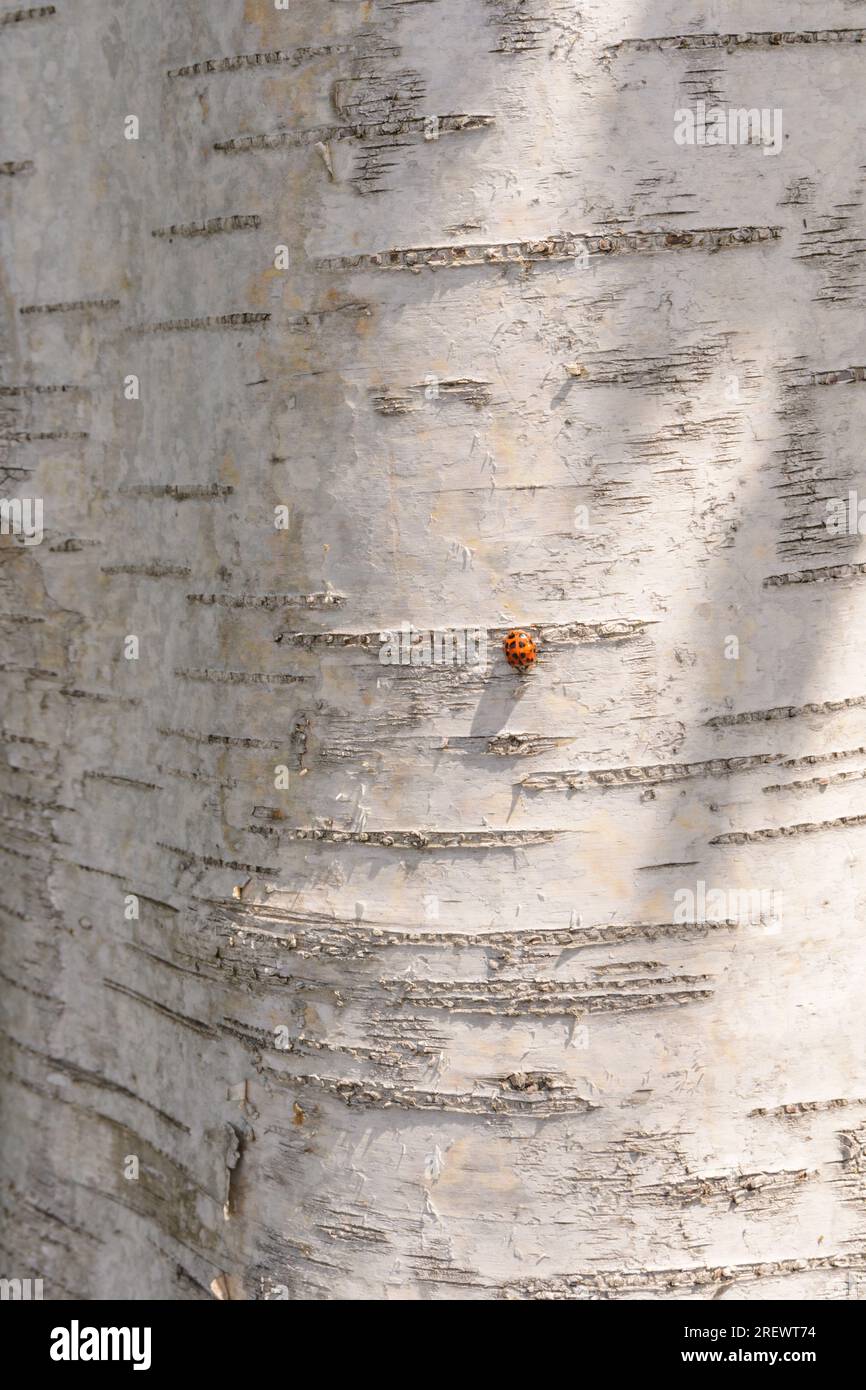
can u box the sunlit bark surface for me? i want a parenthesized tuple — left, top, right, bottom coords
(1, 1, 865, 1300)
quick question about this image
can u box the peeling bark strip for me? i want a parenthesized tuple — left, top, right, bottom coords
(751, 1097, 866, 1118)
(711, 814, 866, 845)
(1, 428, 87, 442)
(215, 907, 738, 959)
(765, 561, 866, 586)
(131, 312, 270, 333)
(486, 0, 562, 55)
(707, 695, 866, 726)
(634, 1166, 814, 1206)
(214, 114, 493, 155)
(783, 746, 866, 769)
(564, 340, 729, 389)
(123, 484, 233, 500)
(251, 826, 558, 849)
(166, 45, 376, 79)
(320, 227, 780, 273)
(151, 214, 261, 240)
(157, 727, 282, 749)
(0, 5, 55, 25)
(381, 976, 713, 1017)
(83, 770, 160, 792)
(157, 844, 279, 876)
(610, 30, 866, 54)
(371, 379, 492, 413)
(0, 382, 81, 395)
(522, 753, 777, 792)
(763, 768, 866, 794)
(174, 669, 301, 686)
(54, 686, 138, 705)
(284, 1074, 598, 1117)
(810, 365, 866, 385)
(187, 591, 344, 609)
(487, 733, 569, 757)
(506, 1253, 866, 1300)
(101, 562, 191, 578)
(18, 297, 120, 314)
(274, 617, 646, 650)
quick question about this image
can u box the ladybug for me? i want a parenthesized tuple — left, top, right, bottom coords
(503, 628, 538, 671)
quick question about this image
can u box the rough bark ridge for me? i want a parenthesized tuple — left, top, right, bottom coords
(1, 0, 865, 1300)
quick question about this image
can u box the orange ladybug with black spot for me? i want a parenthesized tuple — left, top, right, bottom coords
(503, 628, 538, 671)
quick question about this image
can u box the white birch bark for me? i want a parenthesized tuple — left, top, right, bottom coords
(1, 0, 865, 1300)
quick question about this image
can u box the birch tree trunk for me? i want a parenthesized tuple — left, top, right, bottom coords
(2, 0, 866, 1301)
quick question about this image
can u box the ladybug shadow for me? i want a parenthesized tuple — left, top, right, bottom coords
(468, 667, 534, 738)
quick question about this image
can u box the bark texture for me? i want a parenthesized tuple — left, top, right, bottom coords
(1, 0, 866, 1300)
